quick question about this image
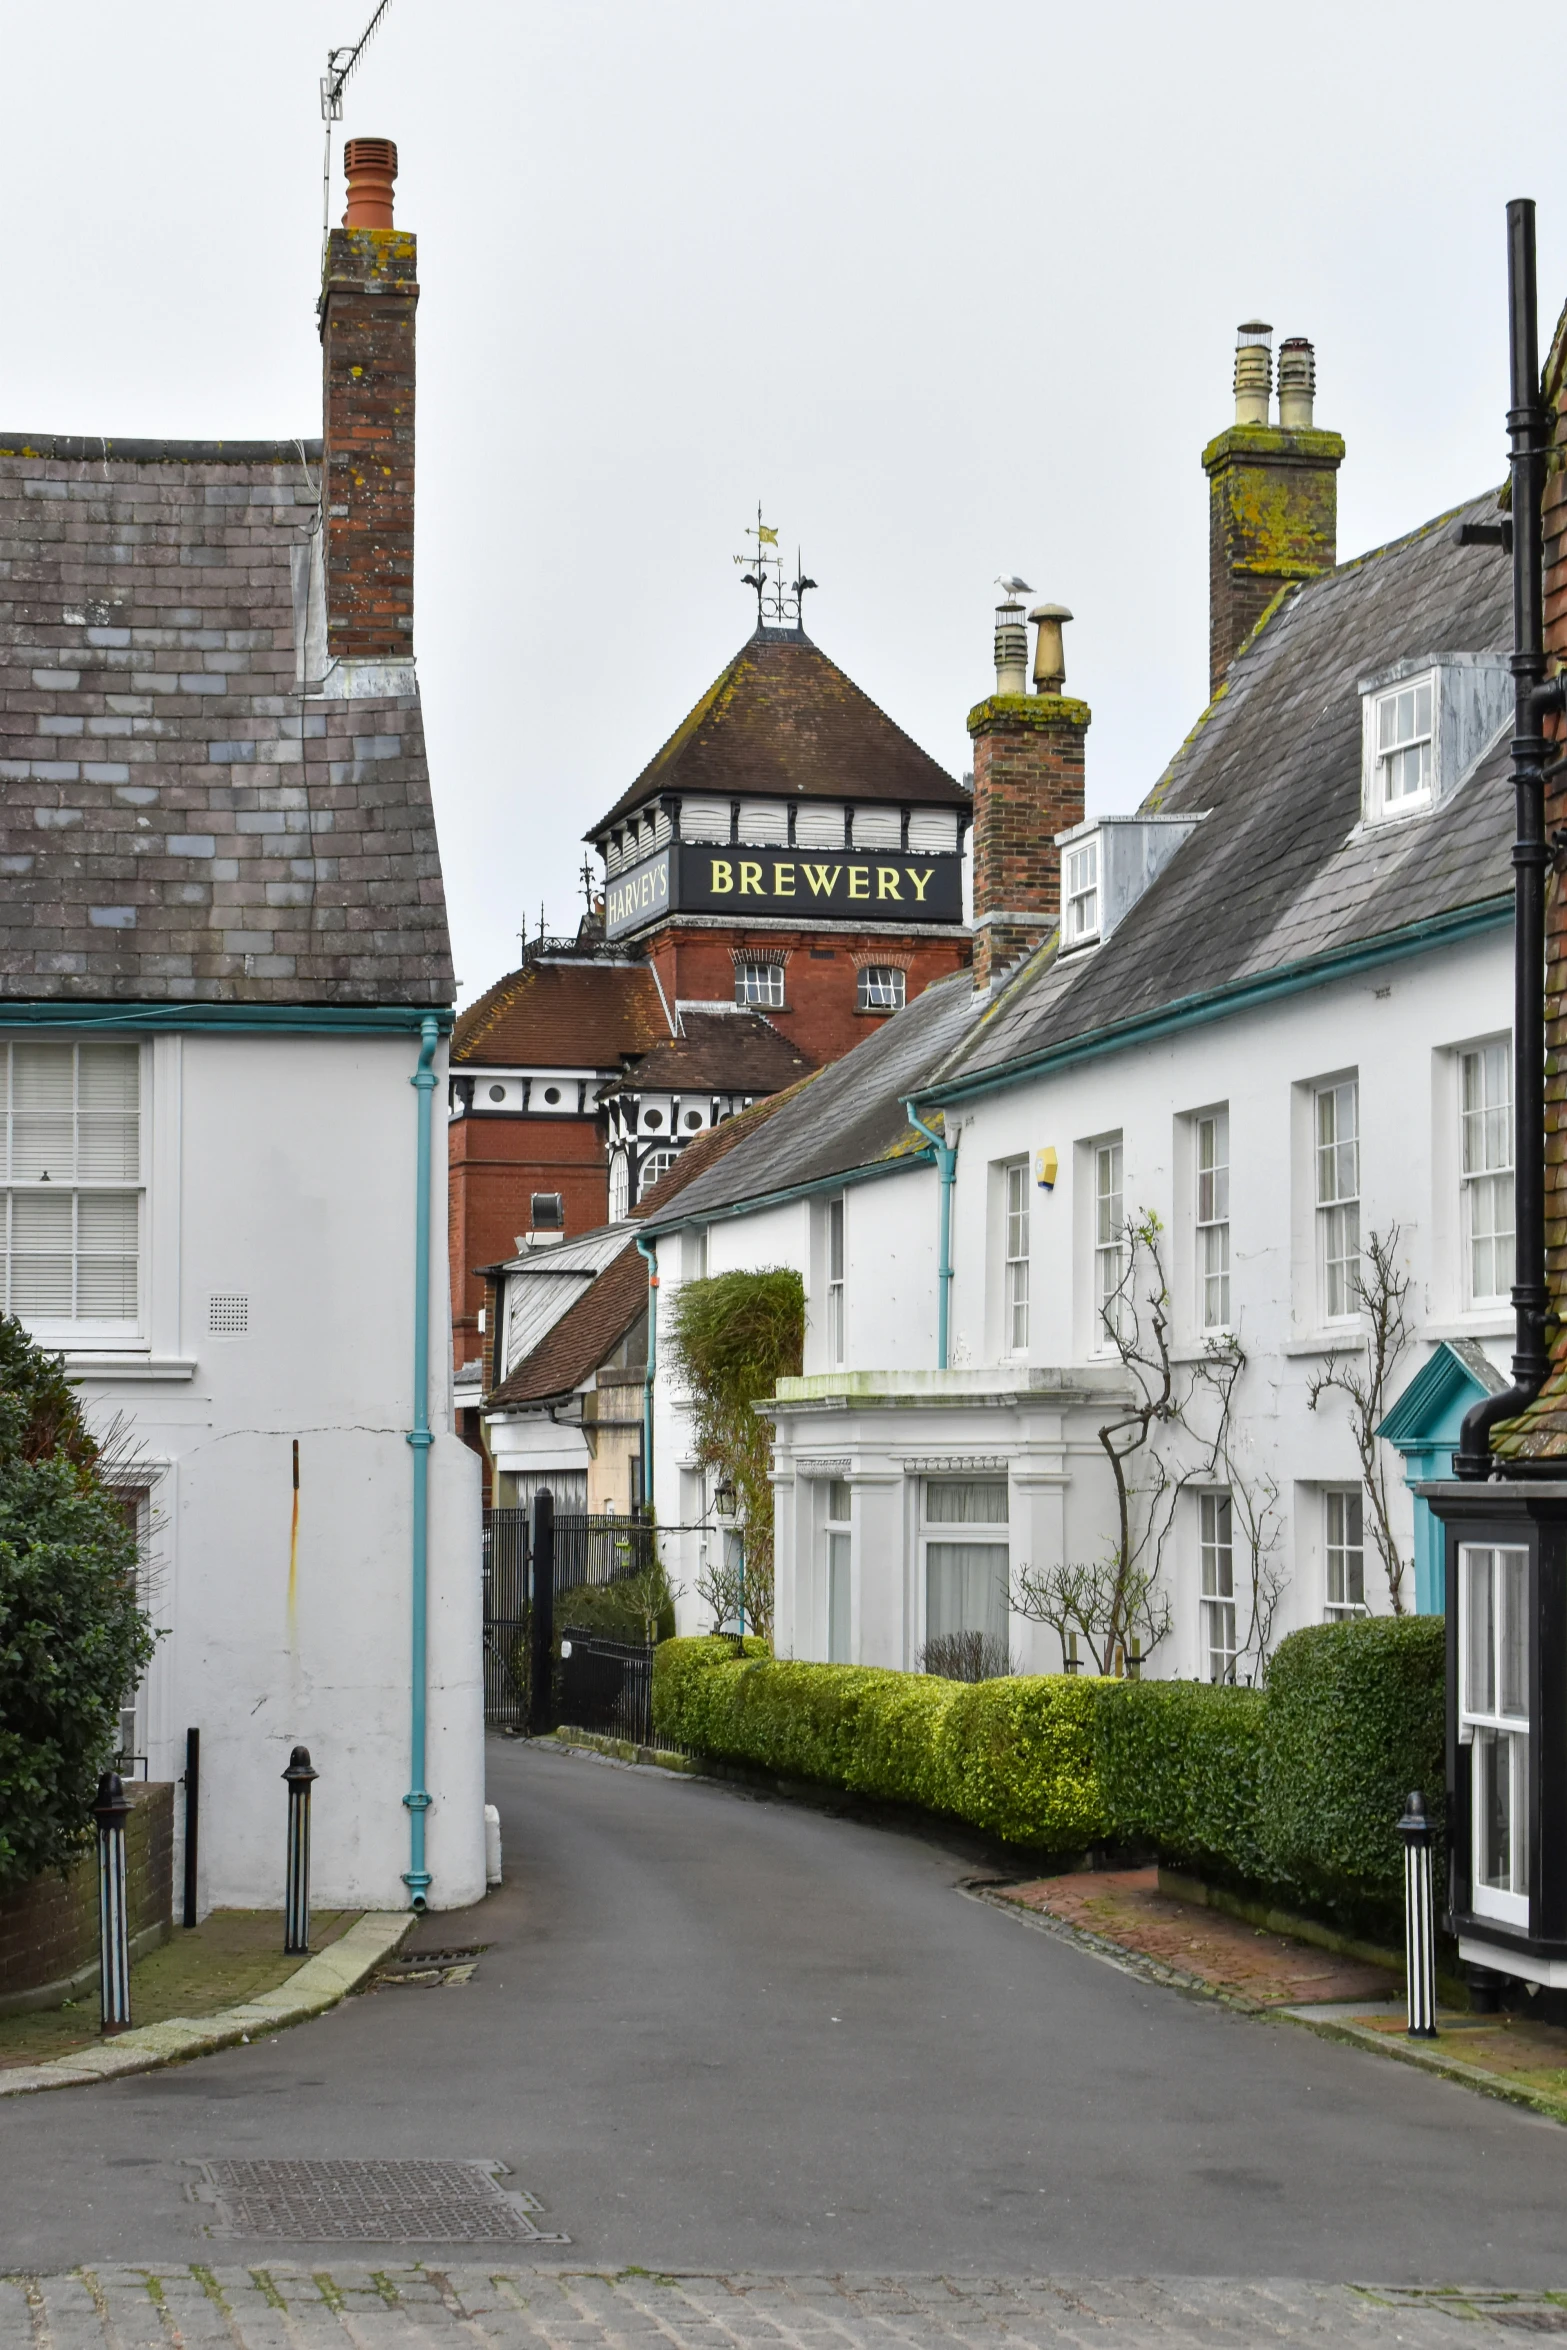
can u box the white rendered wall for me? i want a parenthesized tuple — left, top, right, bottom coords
(68, 1029, 484, 1915)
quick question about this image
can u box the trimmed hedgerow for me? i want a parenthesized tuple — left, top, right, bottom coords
(652, 1638, 1107, 1850)
(1094, 1680, 1271, 1889)
(1259, 1614, 1445, 1929)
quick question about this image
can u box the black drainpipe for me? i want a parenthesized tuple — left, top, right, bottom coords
(1456, 198, 1563, 1476)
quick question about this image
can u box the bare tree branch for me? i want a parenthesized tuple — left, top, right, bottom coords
(1306, 1224, 1412, 1615)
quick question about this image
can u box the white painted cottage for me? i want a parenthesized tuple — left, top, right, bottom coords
(640, 344, 1521, 1684)
(0, 144, 484, 1912)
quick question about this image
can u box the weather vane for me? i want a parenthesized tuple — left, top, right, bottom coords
(734, 505, 816, 630)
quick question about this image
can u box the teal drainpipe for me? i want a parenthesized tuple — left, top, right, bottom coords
(403, 1014, 440, 1909)
(904, 1101, 956, 1371)
(635, 1234, 658, 1510)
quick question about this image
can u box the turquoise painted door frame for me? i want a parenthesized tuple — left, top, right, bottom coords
(1377, 1340, 1507, 1614)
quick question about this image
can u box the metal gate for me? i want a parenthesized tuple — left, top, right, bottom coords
(482, 1505, 654, 1732)
(558, 1631, 655, 1746)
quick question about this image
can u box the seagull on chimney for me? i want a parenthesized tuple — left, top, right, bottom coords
(995, 574, 1033, 596)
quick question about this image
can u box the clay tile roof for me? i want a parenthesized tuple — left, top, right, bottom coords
(603, 1009, 816, 1096)
(585, 627, 968, 837)
(453, 957, 670, 1067)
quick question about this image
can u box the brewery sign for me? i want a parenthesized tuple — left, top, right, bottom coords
(604, 844, 964, 941)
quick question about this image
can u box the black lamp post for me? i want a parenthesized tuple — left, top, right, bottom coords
(1423, 198, 1567, 2003)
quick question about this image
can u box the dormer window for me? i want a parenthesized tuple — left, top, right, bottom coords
(1063, 836, 1101, 948)
(1372, 674, 1435, 816)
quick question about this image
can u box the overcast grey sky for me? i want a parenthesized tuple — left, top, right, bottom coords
(6, 2, 1560, 1000)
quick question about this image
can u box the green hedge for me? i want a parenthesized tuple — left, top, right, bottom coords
(1259, 1615, 1445, 1927)
(652, 1638, 1107, 1849)
(654, 1614, 1447, 1921)
(1095, 1680, 1271, 1889)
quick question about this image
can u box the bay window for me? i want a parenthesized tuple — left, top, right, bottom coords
(1461, 1543, 1530, 1927)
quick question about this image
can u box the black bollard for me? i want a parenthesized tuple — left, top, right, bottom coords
(181, 1727, 200, 1929)
(529, 1489, 555, 1736)
(93, 1770, 133, 2034)
(1398, 1790, 1438, 2038)
(283, 1745, 318, 1954)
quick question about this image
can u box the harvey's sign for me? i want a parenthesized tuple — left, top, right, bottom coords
(604, 845, 963, 941)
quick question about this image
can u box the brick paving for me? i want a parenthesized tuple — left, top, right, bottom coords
(2, 2265, 1562, 2350)
(998, 1870, 1394, 2007)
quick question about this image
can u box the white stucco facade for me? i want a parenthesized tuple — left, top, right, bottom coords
(41, 1023, 485, 1916)
(649, 920, 1516, 1678)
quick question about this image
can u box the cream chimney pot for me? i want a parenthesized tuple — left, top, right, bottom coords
(1233, 320, 1273, 426)
(1029, 603, 1073, 694)
(1278, 337, 1316, 429)
(993, 601, 1028, 695)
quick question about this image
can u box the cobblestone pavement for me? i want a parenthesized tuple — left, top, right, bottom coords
(4, 2265, 1565, 2350)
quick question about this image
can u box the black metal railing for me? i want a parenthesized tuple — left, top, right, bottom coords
(558, 1630, 656, 1747)
(482, 1506, 655, 1731)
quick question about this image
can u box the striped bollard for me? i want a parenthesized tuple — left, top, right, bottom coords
(283, 1746, 318, 1954)
(1398, 1789, 1438, 2039)
(92, 1770, 133, 2035)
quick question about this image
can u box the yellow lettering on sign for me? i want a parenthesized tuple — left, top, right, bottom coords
(774, 863, 796, 895)
(877, 866, 902, 900)
(848, 866, 870, 899)
(710, 859, 734, 894)
(803, 864, 841, 896)
(907, 867, 933, 902)
(739, 862, 763, 894)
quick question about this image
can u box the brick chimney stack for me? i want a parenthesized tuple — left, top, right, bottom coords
(1202, 322, 1344, 698)
(319, 138, 418, 662)
(966, 600, 1088, 990)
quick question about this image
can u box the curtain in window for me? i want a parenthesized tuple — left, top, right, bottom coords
(924, 1479, 1008, 1523)
(925, 1542, 1009, 1644)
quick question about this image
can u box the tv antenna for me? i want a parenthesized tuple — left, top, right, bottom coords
(320, 0, 399, 257)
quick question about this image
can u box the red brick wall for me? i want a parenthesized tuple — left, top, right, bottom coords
(447, 1113, 610, 1373)
(0, 1782, 173, 2010)
(320, 227, 418, 660)
(643, 927, 970, 1063)
(966, 695, 1089, 988)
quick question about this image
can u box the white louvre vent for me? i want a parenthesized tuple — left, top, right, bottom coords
(908, 808, 960, 854)
(852, 805, 901, 848)
(795, 803, 845, 848)
(208, 1294, 249, 1334)
(680, 796, 731, 843)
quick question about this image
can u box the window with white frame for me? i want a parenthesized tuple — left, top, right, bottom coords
(1315, 1078, 1360, 1321)
(1063, 837, 1101, 947)
(826, 1195, 846, 1367)
(1460, 1040, 1515, 1307)
(1461, 1543, 1530, 1926)
(608, 1149, 630, 1223)
(638, 1147, 679, 1192)
(735, 961, 785, 1009)
(1, 1040, 141, 1333)
(1199, 1491, 1237, 1683)
(1004, 1161, 1030, 1353)
(825, 1478, 851, 1663)
(1324, 1489, 1366, 1619)
(1093, 1137, 1124, 1350)
(857, 965, 906, 1013)
(922, 1478, 1009, 1663)
(1195, 1108, 1230, 1331)
(1368, 674, 1435, 820)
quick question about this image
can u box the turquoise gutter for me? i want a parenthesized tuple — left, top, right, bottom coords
(402, 1014, 440, 1910)
(635, 1235, 659, 1511)
(903, 1103, 956, 1370)
(0, 1000, 455, 1035)
(910, 898, 1510, 1114)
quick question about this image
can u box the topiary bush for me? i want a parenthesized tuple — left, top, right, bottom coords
(1259, 1615, 1445, 1932)
(0, 1316, 155, 1893)
(1095, 1680, 1271, 1889)
(651, 1637, 1108, 1850)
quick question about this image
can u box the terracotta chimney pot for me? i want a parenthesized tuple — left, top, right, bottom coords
(343, 138, 398, 230)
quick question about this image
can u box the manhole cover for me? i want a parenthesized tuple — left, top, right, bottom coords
(186, 2158, 568, 2243)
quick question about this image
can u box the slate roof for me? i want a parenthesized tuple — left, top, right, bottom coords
(0, 435, 452, 1005)
(932, 489, 1514, 1094)
(453, 955, 671, 1068)
(599, 1009, 816, 1097)
(586, 626, 968, 837)
(488, 1085, 809, 1408)
(636, 968, 984, 1230)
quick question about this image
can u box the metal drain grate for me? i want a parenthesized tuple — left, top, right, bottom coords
(186, 2158, 568, 2243)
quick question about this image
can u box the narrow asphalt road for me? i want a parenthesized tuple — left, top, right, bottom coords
(2, 1737, 1565, 2280)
